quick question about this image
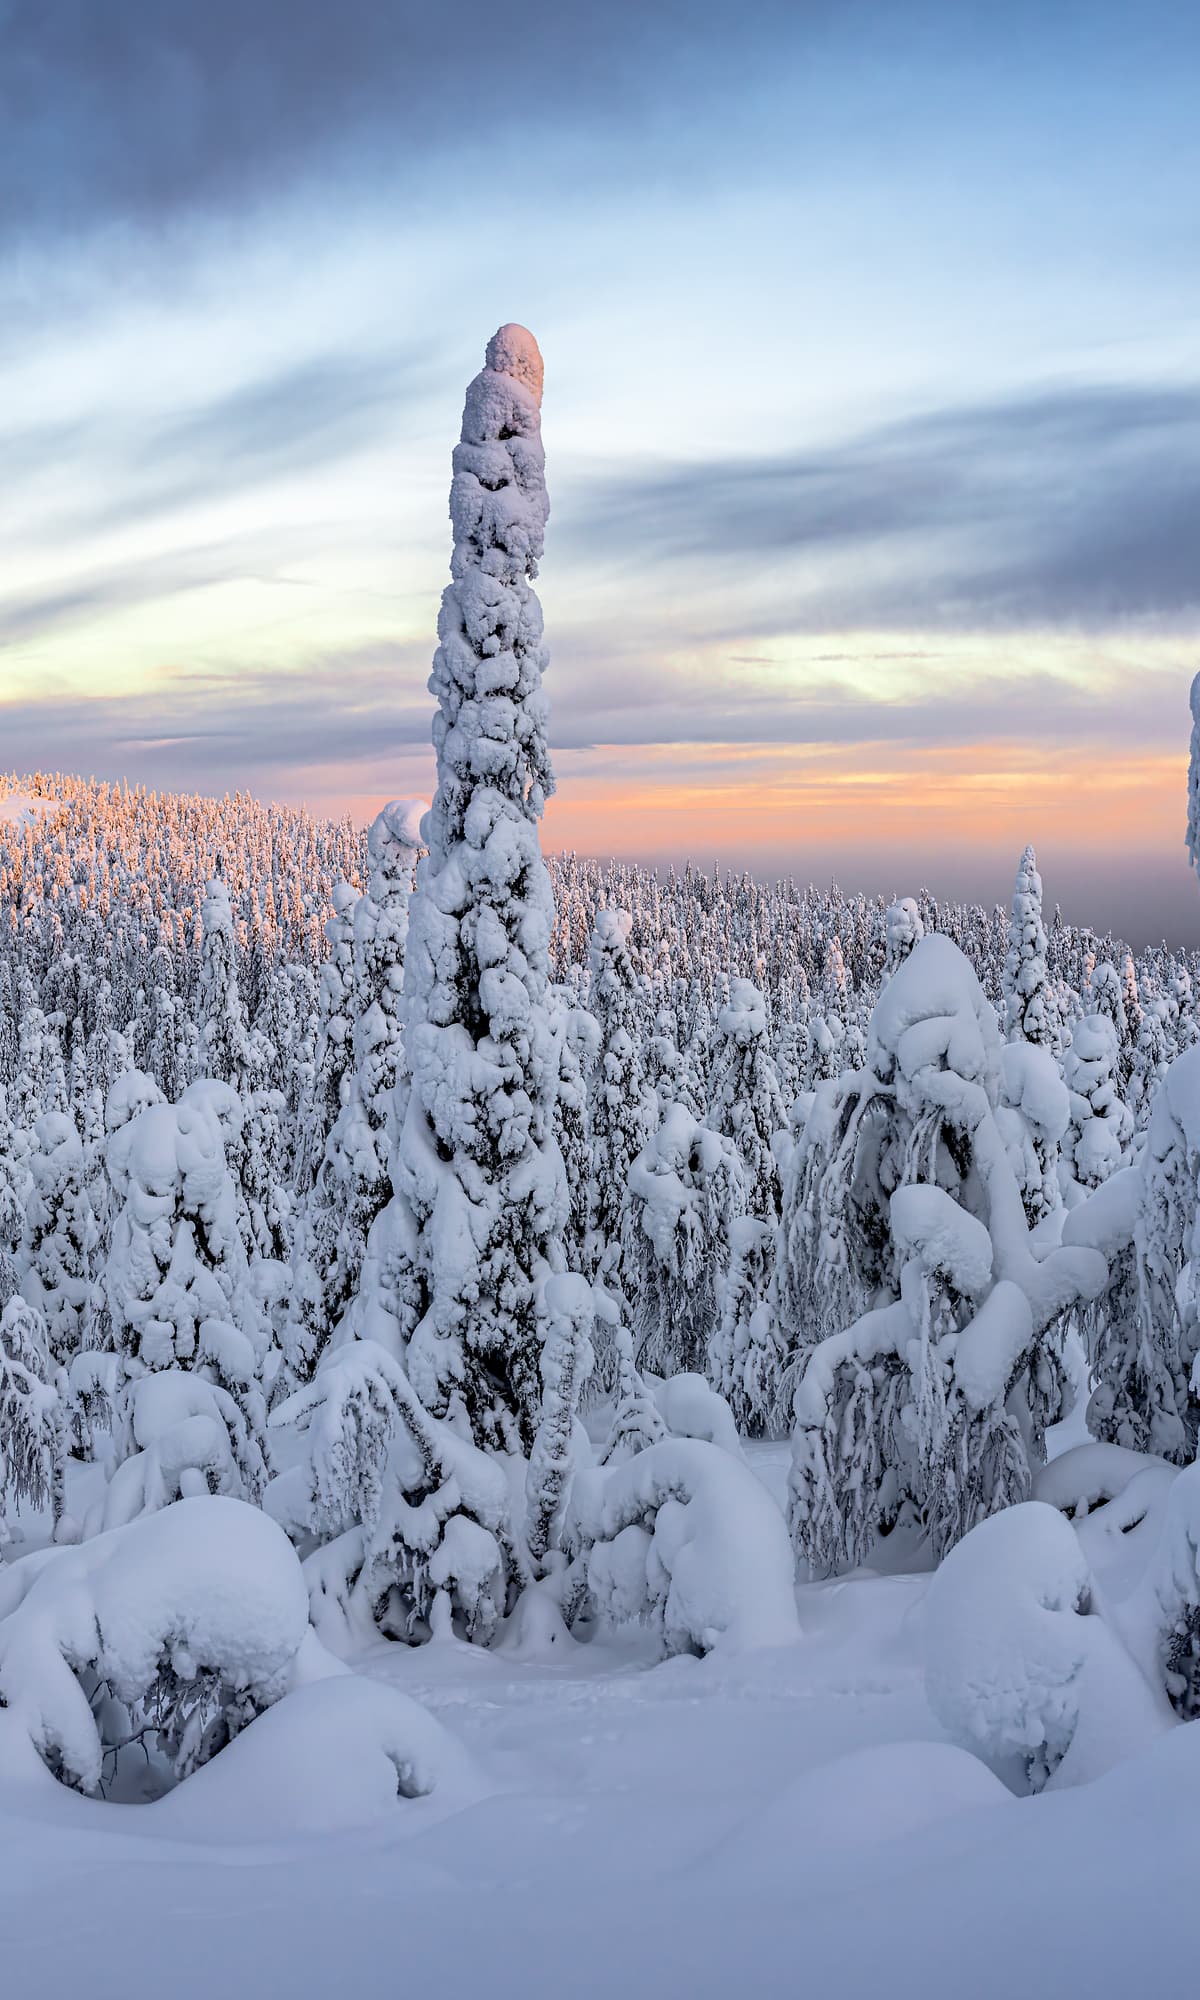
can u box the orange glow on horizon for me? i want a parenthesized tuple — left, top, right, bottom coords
(297, 737, 1186, 880)
(537, 742, 1186, 857)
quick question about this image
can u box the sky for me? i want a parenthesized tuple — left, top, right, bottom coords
(1, 1, 1198, 945)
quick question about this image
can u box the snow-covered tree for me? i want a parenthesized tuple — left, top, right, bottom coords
(783, 937, 1108, 1574)
(274, 1341, 512, 1646)
(389, 325, 568, 1451)
(1062, 1013, 1133, 1197)
(1130, 1000, 1171, 1134)
(586, 907, 653, 1294)
(19, 1111, 97, 1364)
(289, 803, 422, 1375)
(0, 1295, 67, 1543)
(705, 977, 786, 1222)
(101, 1080, 271, 1486)
(627, 1103, 743, 1378)
(198, 874, 253, 1091)
(547, 985, 598, 1272)
(883, 897, 924, 980)
(998, 1042, 1069, 1229)
(0, 1085, 30, 1310)
(1003, 845, 1060, 1051)
(525, 1271, 594, 1570)
(708, 1213, 786, 1435)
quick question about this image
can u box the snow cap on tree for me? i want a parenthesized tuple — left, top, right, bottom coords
(884, 897, 925, 978)
(371, 798, 427, 867)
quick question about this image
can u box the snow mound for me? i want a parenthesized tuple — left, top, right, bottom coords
(731, 1738, 1012, 1863)
(924, 1500, 1170, 1793)
(149, 1673, 481, 1840)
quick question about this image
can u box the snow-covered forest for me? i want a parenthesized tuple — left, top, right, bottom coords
(3, 327, 1200, 1996)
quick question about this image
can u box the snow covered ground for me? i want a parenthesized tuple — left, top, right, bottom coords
(0, 793, 60, 829)
(0, 1439, 1192, 2000)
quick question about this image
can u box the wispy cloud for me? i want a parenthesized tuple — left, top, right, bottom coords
(559, 381, 1200, 626)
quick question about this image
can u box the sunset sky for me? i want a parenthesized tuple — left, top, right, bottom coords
(2, 0, 1199, 943)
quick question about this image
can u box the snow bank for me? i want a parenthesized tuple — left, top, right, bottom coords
(726, 1737, 1011, 1864)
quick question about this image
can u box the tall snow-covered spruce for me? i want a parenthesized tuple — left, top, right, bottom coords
(395, 325, 568, 1451)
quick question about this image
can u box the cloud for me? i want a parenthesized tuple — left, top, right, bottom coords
(0, 527, 341, 645)
(0, 0, 812, 249)
(559, 381, 1200, 626)
(3, 346, 436, 551)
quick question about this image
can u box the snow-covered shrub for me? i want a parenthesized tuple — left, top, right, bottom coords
(274, 1340, 512, 1647)
(566, 1438, 799, 1657)
(649, 1370, 742, 1457)
(924, 1501, 1170, 1794)
(0, 1496, 311, 1795)
(0, 1296, 67, 1543)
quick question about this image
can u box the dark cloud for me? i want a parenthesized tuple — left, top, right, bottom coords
(559, 381, 1200, 626)
(0, 0, 815, 249)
